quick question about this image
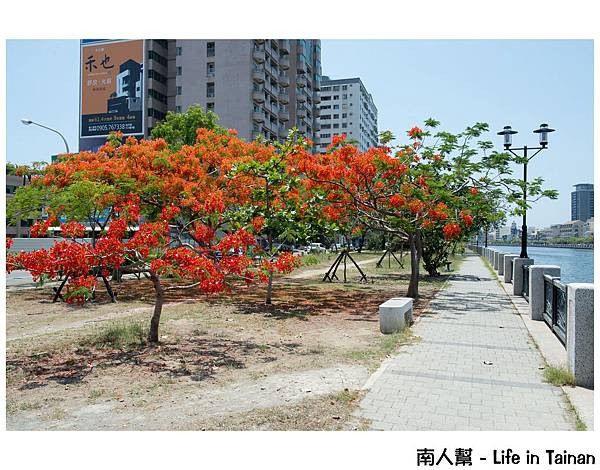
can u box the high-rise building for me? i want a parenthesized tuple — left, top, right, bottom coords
(316, 76, 378, 152)
(571, 183, 594, 222)
(6, 171, 32, 237)
(172, 39, 321, 144)
(79, 39, 322, 151)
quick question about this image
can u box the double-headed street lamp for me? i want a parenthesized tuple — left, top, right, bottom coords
(497, 123, 555, 259)
(21, 118, 70, 153)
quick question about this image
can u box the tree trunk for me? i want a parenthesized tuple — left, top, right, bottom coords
(407, 231, 421, 298)
(265, 232, 273, 305)
(265, 272, 273, 305)
(148, 272, 164, 343)
(357, 232, 366, 253)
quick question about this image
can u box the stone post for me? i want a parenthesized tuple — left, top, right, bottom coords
(567, 284, 594, 388)
(498, 253, 506, 276)
(528, 265, 560, 321)
(512, 258, 534, 295)
(493, 251, 500, 270)
(503, 254, 518, 283)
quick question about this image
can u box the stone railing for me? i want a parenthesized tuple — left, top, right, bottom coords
(467, 244, 594, 389)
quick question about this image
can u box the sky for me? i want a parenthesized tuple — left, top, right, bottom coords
(5, 39, 594, 228)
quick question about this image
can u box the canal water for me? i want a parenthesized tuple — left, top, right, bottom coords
(488, 245, 594, 284)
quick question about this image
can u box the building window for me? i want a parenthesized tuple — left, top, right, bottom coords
(148, 69, 167, 84)
(333, 104, 339, 109)
(147, 50, 167, 67)
(333, 95, 339, 100)
(207, 42, 215, 57)
(207, 102, 215, 110)
(333, 114, 339, 119)
(207, 82, 215, 98)
(342, 94, 347, 99)
(342, 85, 347, 90)
(342, 123, 347, 128)
(322, 96, 331, 101)
(342, 113, 347, 118)
(175, 106, 182, 113)
(333, 124, 339, 129)
(176, 66, 182, 76)
(333, 85, 340, 91)
(207, 62, 215, 77)
(176, 86, 182, 95)
(148, 89, 167, 103)
(176, 46, 182, 56)
(321, 114, 331, 120)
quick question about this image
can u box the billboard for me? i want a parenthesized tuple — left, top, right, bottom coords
(80, 39, 145, 139)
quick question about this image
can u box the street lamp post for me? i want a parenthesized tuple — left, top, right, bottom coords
(21, 119, 70, 153)
(497, 124, 555, 258)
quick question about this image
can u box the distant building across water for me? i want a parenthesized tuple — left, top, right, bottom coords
(571, 183, 594, 222)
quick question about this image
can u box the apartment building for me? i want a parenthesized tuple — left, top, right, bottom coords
(316, 76, 378, 152)
(79, 39, 322, 151)
(6, 172, 32, 237)
(172, 39, 321, 143)
(571, 183, 594, 222)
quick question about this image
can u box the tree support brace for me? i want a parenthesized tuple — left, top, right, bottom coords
(376, 249, 404, 269)
(322, 250, 368, 283)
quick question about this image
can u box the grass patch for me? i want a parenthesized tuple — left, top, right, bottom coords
(83, 321, 147, 350)
(192, 388, 366, 431)
(344, 329, 419, 368)
(301, 254, 321, 266)
(47, 407, 66, 421)
(6, 400, 43, 415)
(566, 399, 588, 431)
(543, 364, 576, 387)
(88, 389, 105, 400)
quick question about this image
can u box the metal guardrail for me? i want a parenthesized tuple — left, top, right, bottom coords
(542, 274, 567, 346)
(522, 264, 530, 301)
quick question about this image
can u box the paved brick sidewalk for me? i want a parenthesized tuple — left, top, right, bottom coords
(357, 253, 576, 431)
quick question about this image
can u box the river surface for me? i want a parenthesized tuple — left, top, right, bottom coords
(488, 245, 594, 284)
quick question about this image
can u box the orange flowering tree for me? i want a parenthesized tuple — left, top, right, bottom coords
(291, 120, 514, 297)
(6, 129, 306, 341)
(227, 131, 329, 303)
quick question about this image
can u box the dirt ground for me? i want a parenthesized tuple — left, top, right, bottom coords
(6, 251, 454, 430)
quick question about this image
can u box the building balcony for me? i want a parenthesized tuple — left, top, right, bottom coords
(296, 76, 307, 88)
(297, 60, 307, 74)
(252, 69, 265, 83)
(297, 108, 307, 119)
(279, 56, 290, 69)
(313, 106, 321, 117)
(252, 111, 265, 123)
(279, 74, 290, 87)
(313, 93, 321, 104)
(252, 49, 265, 63)
(278, 127, 289, 139)
(278, 91, 289, 104)
(296, 122, 308, 135)
(252, 90, 265, 103)
(314, 122, 321, 131)
(278, 110, 290, 121)
(255, 39, 265, 44)
(297, 93, 307, 103)
(280, 39, 290, 54)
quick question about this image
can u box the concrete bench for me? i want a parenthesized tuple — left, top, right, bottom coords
(379, 297, 413, 334)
